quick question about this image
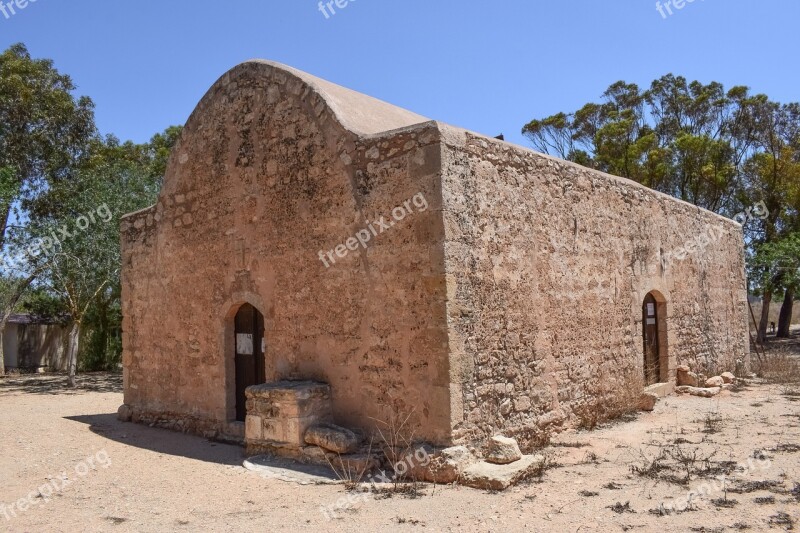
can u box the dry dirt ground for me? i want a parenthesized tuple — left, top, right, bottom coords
(1, 374, 799, 533)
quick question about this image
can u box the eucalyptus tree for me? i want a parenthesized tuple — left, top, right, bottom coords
(523, 75, 800, 343)
(27, 131, 176, 383)
(0, 43, 96, 370)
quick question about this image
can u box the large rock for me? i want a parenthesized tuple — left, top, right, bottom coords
(676, 367, 699, 387)
(391, 445, 475, 483)
(304, 423, 360, 454)
(721, 372, 736, 384)
(461, 454, 546, 490)
(676, 386, 722, 398)
(705, 376, 725, 388)
(427, 445, 475, 482)
(485, 436, 522, 465)
(639, 392, 658, 412)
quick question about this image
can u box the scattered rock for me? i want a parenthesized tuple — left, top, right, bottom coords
(639, 392, 658, 412)
(721, 372, 736, 384)
(706, 376, 725, 387)
(388, 444, 476, 483)
(425, 446, 475, 482)
(676, 386, 722, 398)
(304, 423, 360, 454)
(676, 366, 700, 387)
(461, 454, 546, 490)
(485, 436, 522, 465)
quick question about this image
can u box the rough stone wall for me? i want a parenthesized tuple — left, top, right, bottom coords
(121, 63, 452, 445)
(122, 61, 749, 451)
(439, 126, 749, 448)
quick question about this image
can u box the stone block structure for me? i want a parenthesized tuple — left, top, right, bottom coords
(245, 381, 332, 455)
(120, 60, 749, 451)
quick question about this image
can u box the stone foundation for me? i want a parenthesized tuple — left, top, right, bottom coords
(117, 404, 243, 443)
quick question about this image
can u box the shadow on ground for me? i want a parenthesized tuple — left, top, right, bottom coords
(65, 412, 245, 467)
(3, 371, 339, 480)
(0, 372, 122, 395)
(765, 329, 800, 354)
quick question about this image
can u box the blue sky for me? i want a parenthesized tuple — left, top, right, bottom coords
(1, 0, 798, 147)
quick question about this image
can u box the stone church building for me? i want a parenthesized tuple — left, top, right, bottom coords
(120, 60, 749, 452)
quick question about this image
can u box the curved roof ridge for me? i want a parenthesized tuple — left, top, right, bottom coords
(245, 59, 429, 136)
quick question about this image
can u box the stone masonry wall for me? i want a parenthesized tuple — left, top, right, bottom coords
(439, 126, 749, 449)
(121, 61, 749, 451)
(121, 63, 453, 445)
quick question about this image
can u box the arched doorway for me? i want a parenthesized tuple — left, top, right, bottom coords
(233, 303, 266, 421)
(642, 293, 665, 385)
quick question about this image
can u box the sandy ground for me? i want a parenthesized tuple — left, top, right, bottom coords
(1, 374, 798, 533)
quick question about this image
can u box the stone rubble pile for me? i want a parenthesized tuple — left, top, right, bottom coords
(676, 365, 738, 398)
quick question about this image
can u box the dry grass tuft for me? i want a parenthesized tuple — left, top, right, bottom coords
(769, 512, 795, 529)
(606, 501, 635, 514)
(754, 349, 800, 384)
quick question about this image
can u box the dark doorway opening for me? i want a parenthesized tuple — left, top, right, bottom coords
(234, 303, 265, 422)
(642, 293, 661, 385)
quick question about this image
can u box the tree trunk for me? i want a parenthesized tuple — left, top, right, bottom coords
(66, 322, 80, 387)
(757, 290, 772, 344)
(777, 287, 795, 338)
(0, 325, 5, 377)
(1, 313, 11, 378)
(98, 298, 110, 369)
(0, 201, 11, 251)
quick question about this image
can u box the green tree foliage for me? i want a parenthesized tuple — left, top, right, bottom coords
(751, 233, 800, 337)
(0, 43, 96, 249)
(0, 43, 97, 374)
(26, 130, 179, 381)
(522, 75, 752, 212)
(0, 42, 181, 381)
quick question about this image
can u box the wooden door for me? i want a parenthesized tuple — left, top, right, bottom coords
(234, 304, 265, 421)
(642, 294, 660, 385)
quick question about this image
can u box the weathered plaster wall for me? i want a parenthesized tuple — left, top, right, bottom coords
(121, 62, 452, 444)
(439, 126, 749, 448)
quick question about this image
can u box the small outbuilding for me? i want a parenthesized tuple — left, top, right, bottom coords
(2, 314, 68, 373)
(119, 61, 749, 453)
